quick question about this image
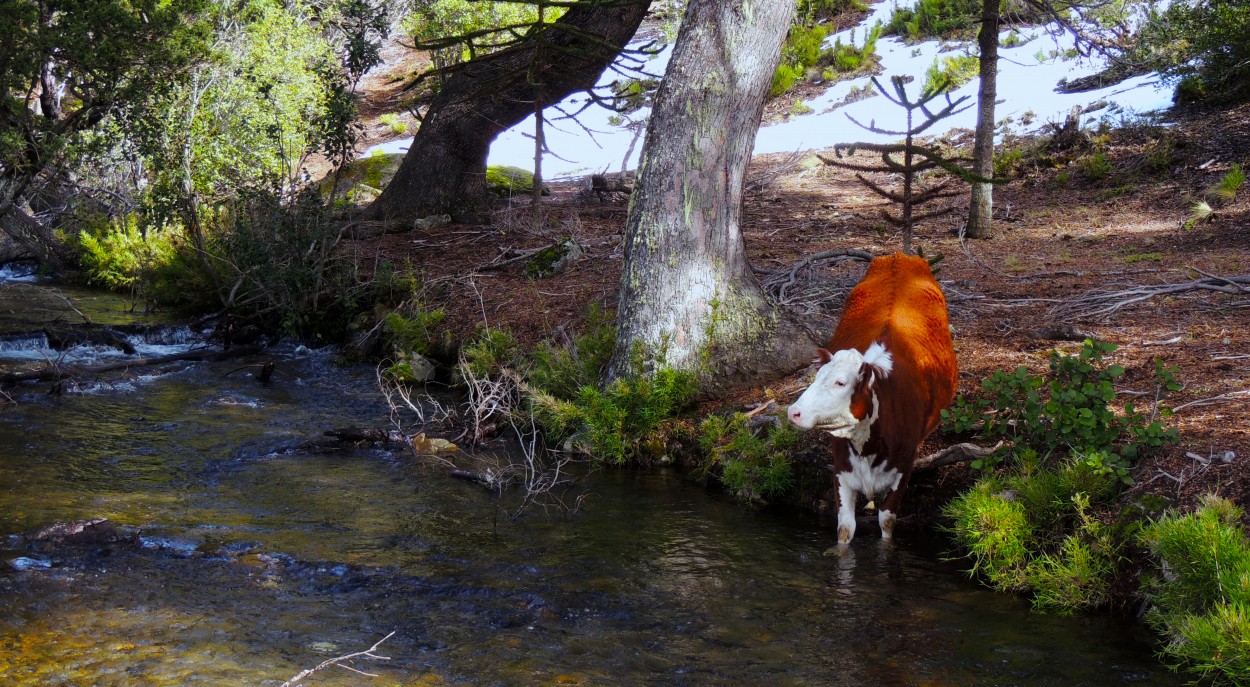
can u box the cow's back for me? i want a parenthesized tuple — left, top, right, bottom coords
(828, 253, 957, 435)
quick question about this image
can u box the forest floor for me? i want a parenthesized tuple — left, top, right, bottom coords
(345, 35, 1250, 522)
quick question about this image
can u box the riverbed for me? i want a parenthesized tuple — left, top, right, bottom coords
(0, 283, 1180, 686)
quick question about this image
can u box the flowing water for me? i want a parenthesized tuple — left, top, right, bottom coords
(0, 282, 1182, 686)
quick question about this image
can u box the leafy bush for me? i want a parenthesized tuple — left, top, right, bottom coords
(822, 23, 882, 75)
(1140, 496, 1250, 683)
(697, 413, 799, 501)
(459, 327, 522, 381)
(383, 307, 447, 358)
(943, 339, 1179, 481)
(944, 478, 1034, 591)
(76, 215, 183, 306)
(1136, 0, 1250, 103)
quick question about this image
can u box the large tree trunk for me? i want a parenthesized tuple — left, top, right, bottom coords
(0, 205, 74, 275)
(965, 0, 1000, 239)
(609, 0, 816, 388)
(360, 1, 651, 224)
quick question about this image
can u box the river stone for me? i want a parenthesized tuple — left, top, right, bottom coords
(408, 352, 436, 382)
(6, 556, 52, 571)
(29, 517, 121, 545)
(411, 433, 459, 454)
(138, 535, 204, 557)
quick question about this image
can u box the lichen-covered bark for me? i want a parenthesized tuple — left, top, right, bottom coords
(609, 0, 816, 388)
(966, 0, 1000, 239)
(361, 1, 651, 224)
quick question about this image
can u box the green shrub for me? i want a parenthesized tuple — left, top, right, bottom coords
(76, 215, 183, 305)
(1079, 150, 1112, 181)
(383, 307, 446, 358)
(943, 339, 1179, 481)
(575, 366, 699, 464)
(378, 112, 408, 135)
(821, 23, 882, 75)
(772, 24, 828, 96)
(458, 327, 522, 381)
(771, 64, 804, 96)
(884, 0, 981, 39)
(1144, 131, 1180, 173)
(697, 413, 799, 501)
(1206, 163, 1245, 206)
(993, 147, 1025, 178)
(945, 457, 1124, 611)
(1141, 496, 1250, 683)
(527, 304, 615, 400)
(797, 0, 868, 23)
(944, 478, 1034, 591)
(1024, 493, 1117, 613)
(1173, 75, 1208, 105)
(922, 53, 979, 94)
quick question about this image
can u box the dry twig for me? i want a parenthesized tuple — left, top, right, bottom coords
(280, 631, 394, 687)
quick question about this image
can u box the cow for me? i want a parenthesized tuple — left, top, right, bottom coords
(787, 252, 958, 546)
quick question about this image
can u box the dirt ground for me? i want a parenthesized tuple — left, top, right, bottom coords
(345, 29, 1249, 518)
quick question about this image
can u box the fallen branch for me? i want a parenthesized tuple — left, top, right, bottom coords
(1171, 390, 1250, 413)
(915, 441, 1002, 471)
(280, 631, 394, 687)
(476, 245, 546, 272)
(1050, 273, 1250, 320)
(1, 345, 263, 385)
(757, 248, 874, 304)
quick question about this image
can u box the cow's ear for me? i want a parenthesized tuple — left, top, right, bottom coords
(849, 367, 875, 419)
(813, 348, 833, 365)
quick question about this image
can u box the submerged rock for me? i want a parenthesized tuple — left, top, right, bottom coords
(6, 556, 52, 571)
(28, 517, 124, 546)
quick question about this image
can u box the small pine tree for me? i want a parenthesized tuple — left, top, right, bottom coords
(820, 75, 981, 253)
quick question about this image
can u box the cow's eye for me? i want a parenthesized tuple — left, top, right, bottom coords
(833, 380, 846, 388)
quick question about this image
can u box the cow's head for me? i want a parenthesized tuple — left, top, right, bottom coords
(787, 342, 893, 446)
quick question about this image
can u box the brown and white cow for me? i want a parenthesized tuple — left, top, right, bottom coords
(787, 252, 958, 545)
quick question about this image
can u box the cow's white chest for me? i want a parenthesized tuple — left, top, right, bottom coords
(839, 451, 902, 500)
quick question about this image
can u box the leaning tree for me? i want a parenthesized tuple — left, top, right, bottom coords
(360, 0, 653, 224)
(609, 0, 817, 387)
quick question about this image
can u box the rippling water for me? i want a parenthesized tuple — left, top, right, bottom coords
(0, 291, 1179, 686)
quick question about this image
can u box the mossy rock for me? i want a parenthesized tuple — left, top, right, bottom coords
(318, 151, 405, 207)
(486, 165, 551, 198)
(525, 237, 583, 279)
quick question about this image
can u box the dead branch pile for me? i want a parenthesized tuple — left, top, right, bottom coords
(1049, 271, 1250, 320)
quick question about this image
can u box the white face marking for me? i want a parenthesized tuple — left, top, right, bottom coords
(788, 348, 866, 430)
(787, 343, 893, 450)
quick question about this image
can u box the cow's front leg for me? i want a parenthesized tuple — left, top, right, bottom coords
(836, 477, 858, 545)
(877, 472, 911, 541)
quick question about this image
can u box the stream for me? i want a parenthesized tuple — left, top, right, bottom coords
(0, 278, 1181, 686)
